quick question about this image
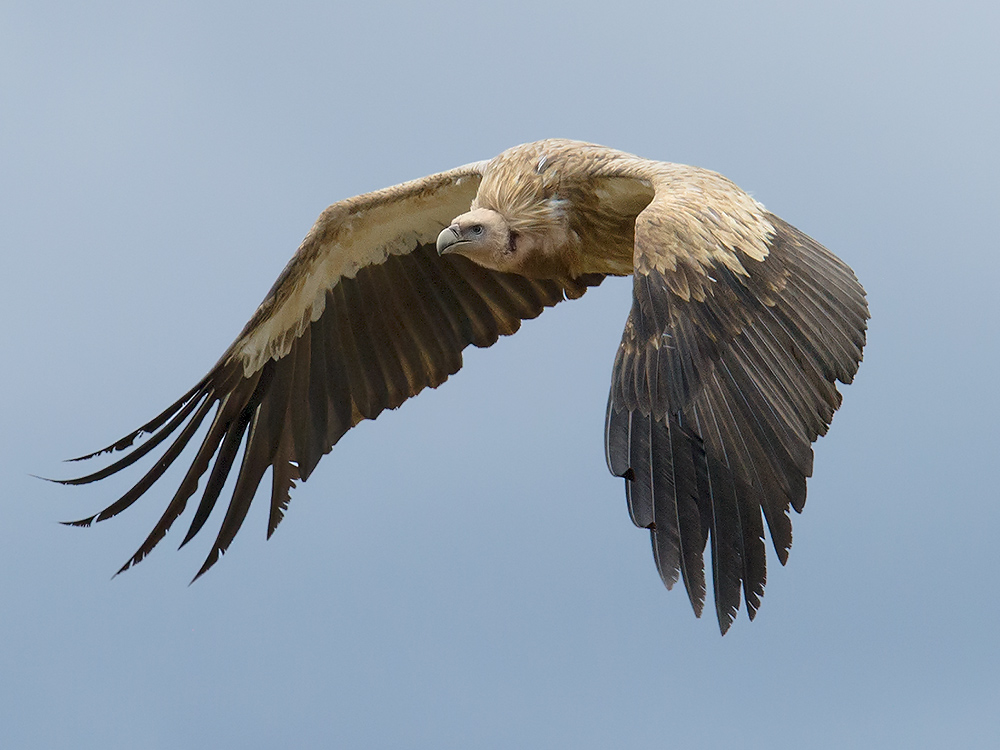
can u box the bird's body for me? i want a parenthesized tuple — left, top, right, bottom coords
(61, 139, 867, 633)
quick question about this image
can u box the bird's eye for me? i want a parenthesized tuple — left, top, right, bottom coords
(470, 224, 484, 235)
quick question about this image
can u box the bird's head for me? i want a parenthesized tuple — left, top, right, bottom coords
(436, 205, 573, 278)
(436, 208, 518, 273)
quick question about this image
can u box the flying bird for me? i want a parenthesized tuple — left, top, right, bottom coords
(59, 139, 868, 633)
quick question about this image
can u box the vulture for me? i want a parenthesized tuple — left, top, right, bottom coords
(59, 139, 867, 633)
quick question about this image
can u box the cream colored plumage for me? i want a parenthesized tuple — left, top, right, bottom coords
(60, 139, 867, 633)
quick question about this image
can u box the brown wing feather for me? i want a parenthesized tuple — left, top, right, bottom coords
(605, 205, 867, 633)
(63, 233, 602, 578)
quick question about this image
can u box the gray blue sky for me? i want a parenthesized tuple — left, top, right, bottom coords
(2, 1, 998, 747)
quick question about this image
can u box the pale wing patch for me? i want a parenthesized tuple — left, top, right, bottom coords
(592, 177, 654, 215)
(629, 164, 775, 301)
(235, 169, 482, 376)
(644, 166, 772, 264)
(583, 155, 775, 296)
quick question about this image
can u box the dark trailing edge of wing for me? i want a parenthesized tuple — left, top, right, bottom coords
(604, 215, 868, 633)
(60, 243, 603, 580)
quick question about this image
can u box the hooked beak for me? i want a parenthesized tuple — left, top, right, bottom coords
(436, 225, 466, 256)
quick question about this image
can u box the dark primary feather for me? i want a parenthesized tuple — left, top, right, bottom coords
(60, 243, 602, 579)
(604, 215, 868, 633)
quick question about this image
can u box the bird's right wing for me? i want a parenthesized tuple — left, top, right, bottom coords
(602, 163, 868, 633)
(58, 163, 603, 579)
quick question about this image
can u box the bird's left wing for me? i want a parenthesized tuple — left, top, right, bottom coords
(59, 164, 602, 579)
(598, 159, 868, 633)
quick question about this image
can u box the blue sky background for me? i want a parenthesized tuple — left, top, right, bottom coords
(2, 1, 998, 747)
